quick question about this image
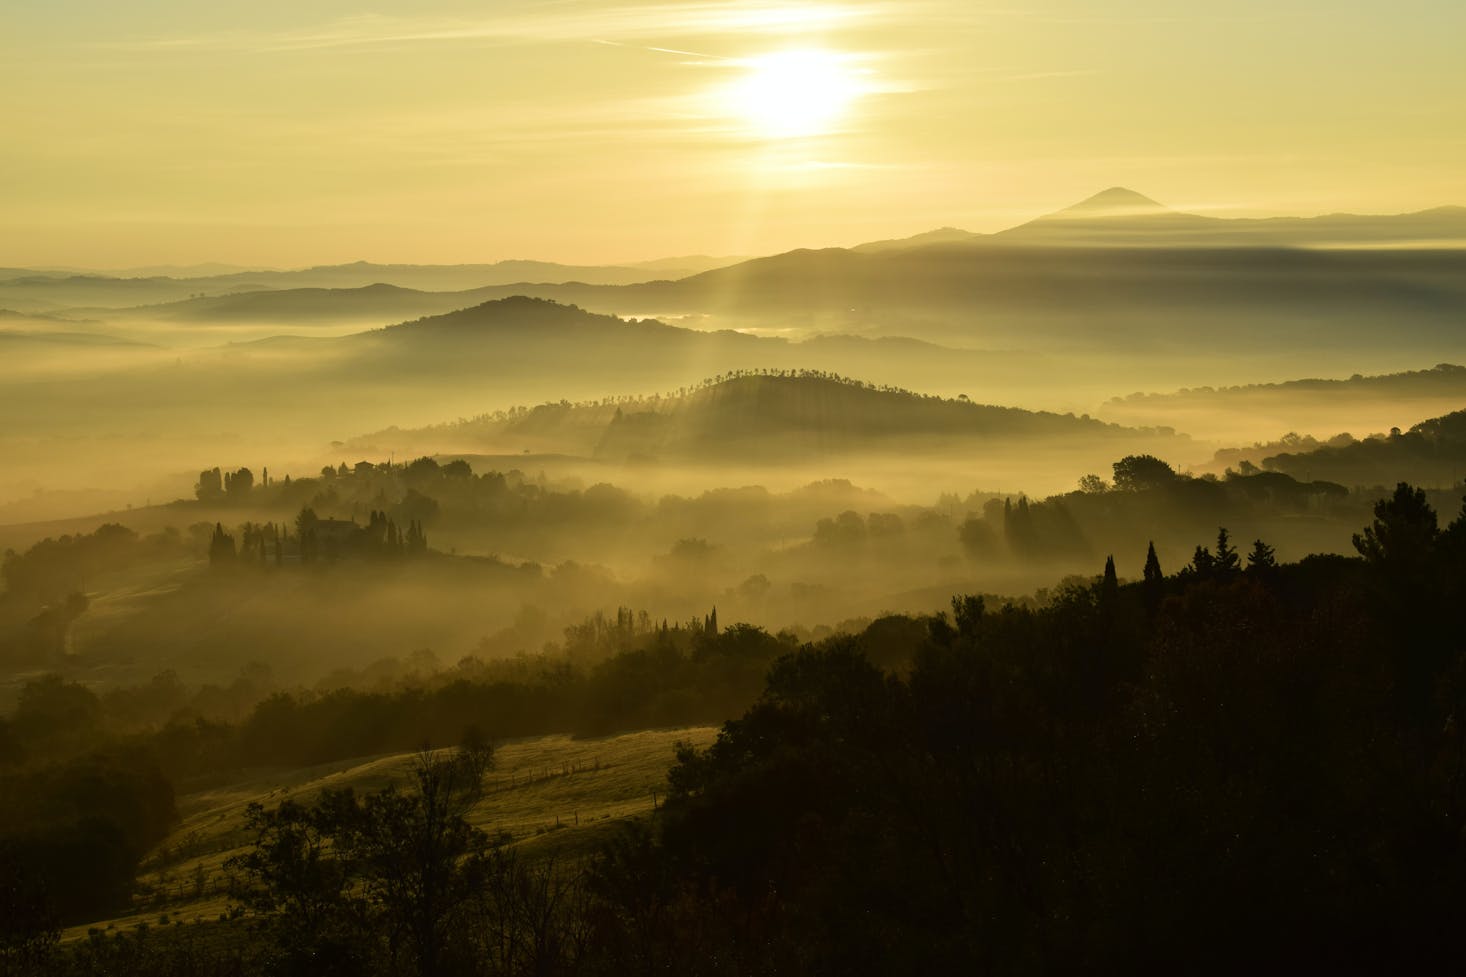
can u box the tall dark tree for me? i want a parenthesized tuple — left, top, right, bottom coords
(1143, 542, 1163, 585)
(1214, 527, 1241, 577)
(1246, 538, 1277, 573)
(194, 467, 223, 502)
(1190, 544, 1215, 579)
(208, 523, 235, 566)
(225, 467, 254, 500)
(1142, 541, 1165, 612)
(1100, 555, 1119, 606)
(1352, 481, 1438, 570)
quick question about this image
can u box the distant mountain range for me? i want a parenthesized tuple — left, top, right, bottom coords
(250, 296, 1041, 397)
(5, 189, 1463, 322)
(0, 256, 748, 314)
(857, 187, 1466, 250)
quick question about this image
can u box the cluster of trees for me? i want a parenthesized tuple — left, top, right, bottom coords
(949, 454, 1359, 571)
(207, 508, 429, 569)
(146, 612, 778, 775)
(1, 524, 175, 602)
(811, 510, 910, 546)
(0, 604, 779, 788)
(195, 466, 285, 503)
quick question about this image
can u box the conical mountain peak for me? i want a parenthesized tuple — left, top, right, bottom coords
(1059, 187, 1171, 217)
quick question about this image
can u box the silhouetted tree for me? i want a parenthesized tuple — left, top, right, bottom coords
(207, 523, 235, 566)
(1004, 496, 1040, 559)
(1214, 527, 1240, 577)
(958, 516, 999, 561)
(1112, 454, 1178, 491)
(1143, 541, 1165, 612)
(295, 507, 319, 562)
(1189, 544, 1215, 579)
(1143, 542, 1163, 585)
(1352, 481, 1438, 570)
(1246, 539, 1277, 573)
(1101, 555, 1119, 606)
(224, 467, 254, 500)
(231, 749, 494, 977)
(194, 467, 223, 502)
(948, 594, 984, 640)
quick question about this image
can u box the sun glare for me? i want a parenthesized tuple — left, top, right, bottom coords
(724, 50, 863, 139)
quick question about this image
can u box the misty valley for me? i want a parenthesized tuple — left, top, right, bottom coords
(6, 188, 1466, 975)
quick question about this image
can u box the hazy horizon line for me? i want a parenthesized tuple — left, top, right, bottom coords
(7, 187, 1465, 275)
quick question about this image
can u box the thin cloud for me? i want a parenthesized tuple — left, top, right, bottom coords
(104, 2, 923, 55)
(996, 69, 1103, 83)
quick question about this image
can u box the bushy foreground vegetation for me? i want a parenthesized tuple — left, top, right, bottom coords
(5, 483, 1466, 973)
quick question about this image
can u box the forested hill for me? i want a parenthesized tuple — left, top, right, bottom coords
(1098, 362, 1466, 444)
(388, 372, 1174, 461)
(1262, 406, 1466, 486)
(603, 373, 1130, 452)
(361, 294, 688, 345)
(1108, 362, 1466, 410)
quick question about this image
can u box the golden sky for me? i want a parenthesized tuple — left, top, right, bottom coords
(4, 0, 1464, 268)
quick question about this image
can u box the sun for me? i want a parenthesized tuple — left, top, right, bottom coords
(723, 50, 862, 139)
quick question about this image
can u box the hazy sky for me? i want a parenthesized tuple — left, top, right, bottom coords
(4, 0, 1464, 268)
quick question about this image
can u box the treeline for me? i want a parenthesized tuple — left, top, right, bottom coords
(434, 367, 1042, 433)
(0, 611, 804, 782)
(1263, 406, 1466, 486)
(188, 454, 636, 535)
(945, 454, 1360, 568)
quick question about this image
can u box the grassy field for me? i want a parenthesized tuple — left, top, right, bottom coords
(63, 725, 719, 941)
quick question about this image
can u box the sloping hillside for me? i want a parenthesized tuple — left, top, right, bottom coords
(384, 372, 1176, 464)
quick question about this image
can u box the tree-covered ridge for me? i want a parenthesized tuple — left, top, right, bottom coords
(362, 371, 1167, 463)
(1262, 406, 1466, 485)
(1110, 361, 1466, 405)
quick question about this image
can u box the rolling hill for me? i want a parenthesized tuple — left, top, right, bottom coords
(407, 243, 1466, 357)
(1257, 406, 1466, 488)
(1100, 363, 1466, 443)
(358, 371, 1181, 465)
